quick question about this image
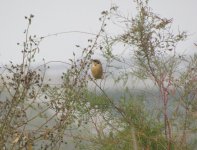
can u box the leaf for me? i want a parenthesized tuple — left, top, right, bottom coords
(27, 141, 33, 150)
(12, 135, 20, 144)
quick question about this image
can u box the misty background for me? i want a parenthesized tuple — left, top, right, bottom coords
(0, 0, 197, 64)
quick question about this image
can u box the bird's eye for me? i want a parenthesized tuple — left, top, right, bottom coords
(92, 59, 100, 64)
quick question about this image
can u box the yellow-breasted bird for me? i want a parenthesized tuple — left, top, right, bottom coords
(91, 59, 103, 79)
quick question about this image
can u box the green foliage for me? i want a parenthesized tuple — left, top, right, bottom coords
(85, 92, 111, 111)
(77, 94, 170, 150)
(119, 98, 168, 150)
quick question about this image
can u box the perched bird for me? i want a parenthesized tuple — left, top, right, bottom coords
(91, 59, 103, 79)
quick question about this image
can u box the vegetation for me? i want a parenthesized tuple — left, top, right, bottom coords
(0, 0, 197, 149)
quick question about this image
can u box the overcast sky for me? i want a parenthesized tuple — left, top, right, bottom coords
(0, 0, 197, 64)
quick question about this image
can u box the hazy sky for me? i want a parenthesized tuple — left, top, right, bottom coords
(0, 0, 197, 64)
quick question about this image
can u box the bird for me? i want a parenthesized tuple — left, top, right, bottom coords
(91, 59, 103, 79)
